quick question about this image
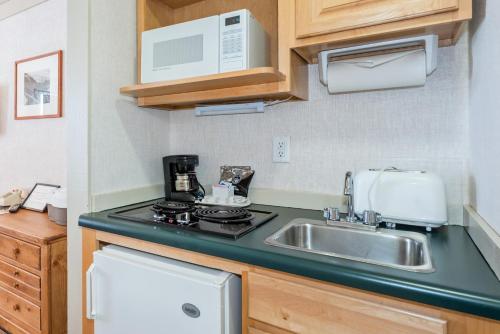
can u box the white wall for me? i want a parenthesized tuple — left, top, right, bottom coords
(469, 0, 500, 233)
(66, 0, 89, 333)
(169, 37, 470, 224)
(89, 0, 170, 198)
(0, 0, 67, 193)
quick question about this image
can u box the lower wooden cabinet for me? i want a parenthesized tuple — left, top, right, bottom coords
(0, 211, 67, 334)
(243, 271, 500, 334)
(82, 229, 500, 334)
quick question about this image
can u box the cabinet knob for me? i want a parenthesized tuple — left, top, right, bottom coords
(13, 271, 20, 277)
(12, 304, 20, 312)
(13, 283, 20, 289)
(13, 248, 20, 256)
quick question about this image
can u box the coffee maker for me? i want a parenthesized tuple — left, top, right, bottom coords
(163, 155, 204, 202)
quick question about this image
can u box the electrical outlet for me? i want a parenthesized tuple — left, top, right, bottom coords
(273, 136, 290, 163)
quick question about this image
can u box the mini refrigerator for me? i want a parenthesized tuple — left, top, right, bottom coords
(86, 245, 241, 334)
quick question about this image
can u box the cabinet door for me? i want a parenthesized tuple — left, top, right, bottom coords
(296, 0, 459, 38)
(247, 272, 447, 334)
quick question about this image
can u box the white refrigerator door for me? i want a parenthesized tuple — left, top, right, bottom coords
(90, 245, 240, 334)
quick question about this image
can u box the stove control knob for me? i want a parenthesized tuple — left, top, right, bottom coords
(177, 212, 191, 225)
(151, 207, 167, 222)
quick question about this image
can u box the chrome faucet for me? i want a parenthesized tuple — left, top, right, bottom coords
(344, 171, 356, 223)
(323, 171, 382, 231)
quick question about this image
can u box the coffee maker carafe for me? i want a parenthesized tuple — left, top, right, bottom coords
(163, 155, 204, 202)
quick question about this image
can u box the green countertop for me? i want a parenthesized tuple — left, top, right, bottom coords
(79, 201, 500, 321)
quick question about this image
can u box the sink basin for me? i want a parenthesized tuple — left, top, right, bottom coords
(265, 219, 434, 273)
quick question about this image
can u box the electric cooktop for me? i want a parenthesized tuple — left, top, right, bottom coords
(108, 200, 277, 239)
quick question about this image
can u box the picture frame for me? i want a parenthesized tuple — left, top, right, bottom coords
(22, 183, 60, 212)
(15, 50, 63, 120)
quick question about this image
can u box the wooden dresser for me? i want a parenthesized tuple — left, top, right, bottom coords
(0, 210, 67, 334)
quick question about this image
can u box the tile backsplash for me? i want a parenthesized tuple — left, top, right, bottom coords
(169, 36, 469, 224)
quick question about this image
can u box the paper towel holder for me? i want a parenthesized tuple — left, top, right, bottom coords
(318, 34, 438, 86)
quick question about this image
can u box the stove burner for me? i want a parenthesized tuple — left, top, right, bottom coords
(153, 201, 193, 212)
(193, 207, 255, 224)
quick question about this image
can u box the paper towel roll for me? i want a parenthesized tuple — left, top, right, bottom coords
(327, 49, 427, 94)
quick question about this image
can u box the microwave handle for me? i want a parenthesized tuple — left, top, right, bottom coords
(86, 263, 97, 320)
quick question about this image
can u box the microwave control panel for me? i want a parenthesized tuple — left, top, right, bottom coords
(219, 9, 268, 73)
(220, 11, 246, 72)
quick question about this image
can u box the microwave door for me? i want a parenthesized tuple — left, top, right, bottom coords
(141, 15, 220, 83)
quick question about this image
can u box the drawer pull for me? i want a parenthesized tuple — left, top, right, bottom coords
(13, 248, 20, 256)
(13, 270, 20, 277)
(13, 283, 20, 289)
(12, 304, 20, 312)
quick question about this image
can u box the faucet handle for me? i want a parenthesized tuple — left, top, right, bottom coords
(362, 210, 382, 226)
(323, 207, 340, 221)
(344, 171, 353, 196)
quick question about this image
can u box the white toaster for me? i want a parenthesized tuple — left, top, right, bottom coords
(353, 169, 447, 230)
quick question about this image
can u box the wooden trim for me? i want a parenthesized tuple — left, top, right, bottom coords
(14, 50, 63, 120)
(48, 239, 67, 334)
(120, 67, 286, 98)
(248, 319, 296, 334)
(94, 230, 251, 274)
(242, 271, 249, 334)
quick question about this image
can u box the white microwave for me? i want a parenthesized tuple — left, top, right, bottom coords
(141, 9, 270, 84)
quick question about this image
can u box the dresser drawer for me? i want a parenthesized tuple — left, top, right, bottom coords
(247, 272, 447, 334)
(0, 271, 41, 301)
(0, 259, 40, 289)
(0, 286, 40, 331)
(0, 234, 40, 270)
(0, 312, 30, 334)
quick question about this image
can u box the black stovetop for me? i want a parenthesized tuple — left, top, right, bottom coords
(108, 200, 278, 239)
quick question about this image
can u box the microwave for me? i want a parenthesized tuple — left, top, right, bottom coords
(141, 9, 270, 84)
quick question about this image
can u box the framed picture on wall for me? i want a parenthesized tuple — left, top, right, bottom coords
(15, 50, 62, 120)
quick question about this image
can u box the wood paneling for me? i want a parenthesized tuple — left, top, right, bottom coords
(296, 0, 459, 38)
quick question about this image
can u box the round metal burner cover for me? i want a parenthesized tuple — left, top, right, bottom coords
(155, 201, 192, 211)
(195, 207, 249, 220)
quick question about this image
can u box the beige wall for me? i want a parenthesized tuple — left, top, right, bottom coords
(169, 37, 470, 225)
(89, 0, 170, 198)
(469, 0, 500, 233)
(0, 0, 67, 194)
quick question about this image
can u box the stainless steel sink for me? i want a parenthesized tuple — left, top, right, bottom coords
(265, 219, 434, 273)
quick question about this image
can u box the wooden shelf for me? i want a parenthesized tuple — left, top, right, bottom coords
(159, 0, 203, 9)
(120, 67, 286, 98)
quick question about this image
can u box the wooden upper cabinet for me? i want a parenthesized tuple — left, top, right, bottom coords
(295, 0, 460, 39)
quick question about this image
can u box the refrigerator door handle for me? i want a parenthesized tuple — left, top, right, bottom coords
(86, 263, 97, 320)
